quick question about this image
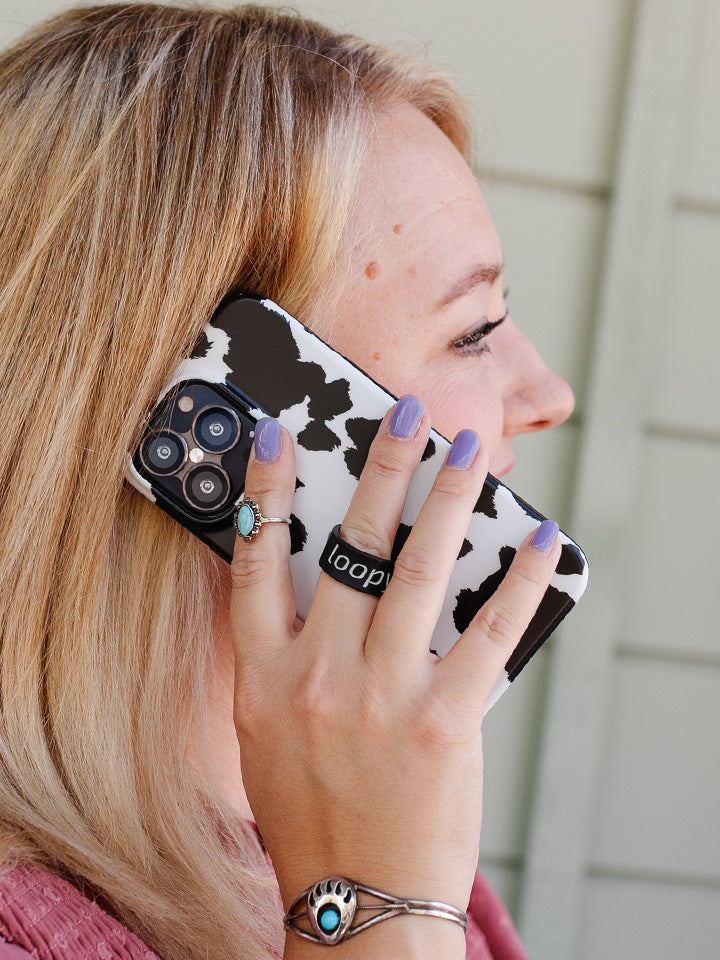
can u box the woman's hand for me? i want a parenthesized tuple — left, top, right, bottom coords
(230, 400, 560, 951)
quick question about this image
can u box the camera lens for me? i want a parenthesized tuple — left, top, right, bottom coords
(193, 405, 241, 454)
(139, 430, 186, 476)
(183, 464, 231, 512)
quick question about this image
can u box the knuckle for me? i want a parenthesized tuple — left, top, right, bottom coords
(245, 462, 296, 510)
(340, 518, 390, 559)
(431, 467, 478, 500)
(414, 693, 468, 748)
(232, 693, 255, 740)
(356, 685, 388, 730)
(364, 451, 413, 488)
(392, 541, 439, 587)
(230, 545, 275, 589)
(512, 557, 551, 591)
(289, 663, 338, 730)
(244, 473, 278, 503)
(233, 669, 266, 737)
(476, 605, 518, 649)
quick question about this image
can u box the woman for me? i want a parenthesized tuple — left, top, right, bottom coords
(0, 4, 573, 958)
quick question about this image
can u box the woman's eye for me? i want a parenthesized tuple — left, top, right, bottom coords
(452, 312, 508, 356)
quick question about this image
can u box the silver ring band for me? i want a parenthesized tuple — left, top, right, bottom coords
(233, 497, 291, 542)
(284, 876, 467, 946)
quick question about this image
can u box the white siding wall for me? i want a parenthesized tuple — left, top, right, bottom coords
(2, 1, 717, 957)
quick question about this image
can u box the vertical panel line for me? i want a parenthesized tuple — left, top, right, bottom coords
(515, 1, 706, 956)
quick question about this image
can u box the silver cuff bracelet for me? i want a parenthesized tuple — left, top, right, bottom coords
(284, 876, 468, 946)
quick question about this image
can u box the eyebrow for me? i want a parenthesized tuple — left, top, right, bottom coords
(434, 261, 504, 311)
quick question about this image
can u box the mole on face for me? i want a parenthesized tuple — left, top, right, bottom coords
(364, 261, 380, 279)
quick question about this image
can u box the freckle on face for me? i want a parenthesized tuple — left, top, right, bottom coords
(364, 261, 380, 279)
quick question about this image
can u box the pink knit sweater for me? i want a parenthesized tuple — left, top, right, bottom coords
(0, 861, 527, 959)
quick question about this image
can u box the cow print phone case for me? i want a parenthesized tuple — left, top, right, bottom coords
(125, 294, 588, 712)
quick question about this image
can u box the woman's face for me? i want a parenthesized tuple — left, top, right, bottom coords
(302, 103, 575, 478)
(206, 104, 576, 816)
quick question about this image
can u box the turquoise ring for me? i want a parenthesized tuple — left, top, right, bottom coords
(233, 497, 291, 542)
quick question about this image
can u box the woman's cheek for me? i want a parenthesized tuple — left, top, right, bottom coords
(418, 384, 503, 462)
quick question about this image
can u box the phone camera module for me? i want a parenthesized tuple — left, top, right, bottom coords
(193, 406, 241, 454)
(139, 429, 187, 476)
(183, 464, 231, 512)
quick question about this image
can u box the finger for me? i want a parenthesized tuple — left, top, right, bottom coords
(230, 418, 297, 665)
(305, 396, 431, 645)
(436, 521, 562, 717)
(367, 430, 490, 667)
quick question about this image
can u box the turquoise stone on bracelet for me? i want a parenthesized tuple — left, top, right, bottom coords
(236, 503, 255, 537)
(318, 906, 341, 933)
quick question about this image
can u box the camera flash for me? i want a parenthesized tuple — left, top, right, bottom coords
(189, 447, 205, 464)
(178, 394, 194, 413)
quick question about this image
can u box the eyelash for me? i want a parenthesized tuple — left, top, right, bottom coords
(452, 311, 508, 356)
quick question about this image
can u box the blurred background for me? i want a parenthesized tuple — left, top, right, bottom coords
(1, 1, 718, 957)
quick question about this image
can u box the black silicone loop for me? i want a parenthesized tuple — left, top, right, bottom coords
(318, 525, 394, 598)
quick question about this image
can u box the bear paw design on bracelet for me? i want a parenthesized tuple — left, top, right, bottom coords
(307, 878, 356, 944)
(284, 876, 468, 945)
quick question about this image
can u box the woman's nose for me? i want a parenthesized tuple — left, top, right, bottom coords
(502, 326, 576, 436)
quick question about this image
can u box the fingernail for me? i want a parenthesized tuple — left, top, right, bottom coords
(389, 395, 423, 440)
(531, 520, 559, 554)
(254, 417, 281, 462)
(447, 429, 479, 469)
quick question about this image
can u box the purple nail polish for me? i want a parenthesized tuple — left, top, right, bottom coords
(254, 417, 281, 462)
(531, 520, 559, 554)
(389, 395, 423, 440)
(447, 430, 478, 469)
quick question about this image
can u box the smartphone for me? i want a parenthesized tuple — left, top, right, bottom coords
(125, 294, 588, 711)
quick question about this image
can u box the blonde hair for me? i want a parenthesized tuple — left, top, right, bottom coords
(0, 4, 470, 958)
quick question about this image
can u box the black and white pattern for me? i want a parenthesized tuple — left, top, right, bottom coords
(125, 295, 588, 712)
